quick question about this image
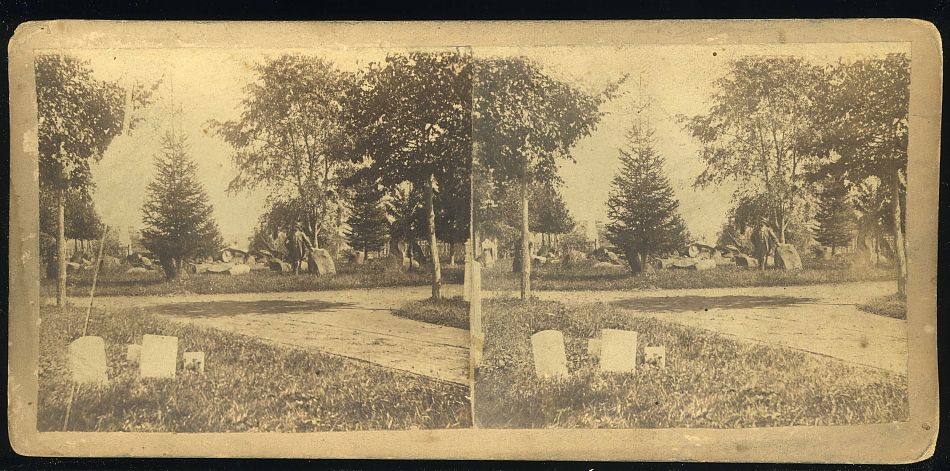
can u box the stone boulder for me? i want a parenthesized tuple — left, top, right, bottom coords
(269, 258, 292, 273)
(227, 263, 251, 275)
(205, 263, 233, 274)
(127, 267, 149, 274)
(774, 244, 803, 270)
(733, 254, 758, 269)
(309, 249, 337, 275)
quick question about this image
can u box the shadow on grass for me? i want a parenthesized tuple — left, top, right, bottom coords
(147, 300, 355, 318)
(611, 295, 817, 312)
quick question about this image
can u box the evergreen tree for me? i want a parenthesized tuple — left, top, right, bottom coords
(606, 124, 689, 273)
(346, 181, 389, 258)
(814, 177, 857, 254)
(141, 133, 224, 279)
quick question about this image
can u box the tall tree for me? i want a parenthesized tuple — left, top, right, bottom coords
(474, 57, 619, 299)
(348, 51, 472, 299)
(210, 54, 354, 251)
(814, 177, 856, 254)
(684, 57, 828, 244)
(141, 133, 224, 279)
(605, 124, 690, 273)
(345, 181, 389, 258)
(816, 54, 910, 293)
(530, 183, 574, 250)
(36, 54, 126, 305)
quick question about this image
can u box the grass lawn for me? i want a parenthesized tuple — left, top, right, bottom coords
(474, 299, 908, 429)
(39, 305, 471, 432)
(857, 293, 907, 320)
(43, 260, 463, 298)
(481, 258, 897, 292)
(392, 297, 469, 330)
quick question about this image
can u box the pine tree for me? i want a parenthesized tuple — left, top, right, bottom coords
(141, 133, 224, 279)
(814, 177, 857, 254)
(606, 124, 689, 273)
(345, 181, 390, 258)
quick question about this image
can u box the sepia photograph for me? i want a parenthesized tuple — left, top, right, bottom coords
(32, 46, 474, 432)
(471, 43, 914, 428)
(7, 20, 940, 461)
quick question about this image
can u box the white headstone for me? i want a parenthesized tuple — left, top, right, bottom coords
(599, 329, 638, 373)
(126, 344, 142, 364)
(140, 334, 178, 379)
(530, 330, 569, 379)
(644, 346, 667, 369)
(183, 351, 205, 373)
(68, 336, 108, 384)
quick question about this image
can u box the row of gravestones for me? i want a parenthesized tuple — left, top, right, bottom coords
(68, 334, 205, 384)
(531, 329, 666, 378)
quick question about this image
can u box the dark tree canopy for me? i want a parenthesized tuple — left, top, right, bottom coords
(141, 133, 224, 278)
(606, 124, 690, 273)
(345, 180, 390, 256)
(348, 51, 472, 190)
(36, 54, 126, 193)
(814, 177, 857, 253)
(530, 183, 574, 236)
(815, 54, 910, 184)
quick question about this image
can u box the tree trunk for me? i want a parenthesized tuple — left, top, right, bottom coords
(449, 241, 456, 266)
(57, 189, 67, 306)
(406, 241, 414, 273)
(891, 175, 907, 295)
(426, 174, 443, 300)
(520, 183, 531, 300)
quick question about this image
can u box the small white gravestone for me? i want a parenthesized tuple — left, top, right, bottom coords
(183, 351, 205, 373)
(644, 346, 667, 369)
(599, 329, 638, 373)
(68, 336, 108, 384)
(530, 330, 569, 379)
(126, 344, 142, 364)
(140, 334, 178, 379)
(587, 338, 602, 359)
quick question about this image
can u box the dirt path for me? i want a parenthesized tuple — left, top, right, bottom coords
(84, 286, 470, 385)
(493, 281, 907, 375)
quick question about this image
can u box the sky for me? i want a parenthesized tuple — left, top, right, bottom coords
(71, 41, 907, 247)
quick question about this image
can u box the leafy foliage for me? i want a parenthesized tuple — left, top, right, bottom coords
(210, 55, 355, 244)
(345, 180, 390, 256)
(606, 125, 690, 272)
(141, 133, 224, 278)
(684, 57, 827, 242)
(814, 177, 857, 253)
(36, 54, 126, 193)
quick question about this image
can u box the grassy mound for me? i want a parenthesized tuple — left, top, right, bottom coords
(392, 297, 469, 330)
(39, 305, 471, 432)
(857, 293, 907, 320)
(474, 298, 908, 429)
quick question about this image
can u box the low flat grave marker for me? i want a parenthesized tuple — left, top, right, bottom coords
(68, 336, 109, 384)
(599, 329, 638, 373)
(644, 346, 667, 369)
(530, 330, 569, 379)
(140, 334, 178, 379)
(183, 351, 205, 373)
